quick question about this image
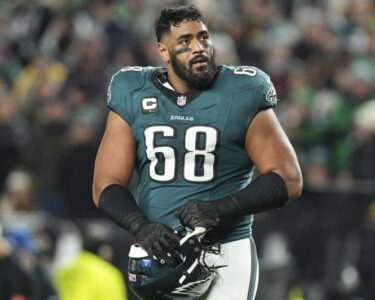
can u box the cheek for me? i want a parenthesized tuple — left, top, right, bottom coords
(174, 45, 192, 56)
(205, 44, 214, 54)
(174, 53, 190, 66)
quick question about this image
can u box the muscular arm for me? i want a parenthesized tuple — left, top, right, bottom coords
(92, 111, 136, 205)
(175, 108, 303, 229)
(246, 109, 303, 201)
(92, 111, 180, 265)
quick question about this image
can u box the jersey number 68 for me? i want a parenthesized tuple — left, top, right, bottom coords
(144, 125, 218, 183)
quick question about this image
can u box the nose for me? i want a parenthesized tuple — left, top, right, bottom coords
(191, 39, 204, 54)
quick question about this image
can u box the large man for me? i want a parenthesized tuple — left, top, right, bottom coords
(93, 4, 302, 299)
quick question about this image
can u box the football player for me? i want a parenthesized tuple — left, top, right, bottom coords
(92, 4, 303, 299)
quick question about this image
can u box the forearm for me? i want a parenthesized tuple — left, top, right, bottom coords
(175, 171, 294, 229)
(223, 171, 290, 217)
(98, 184, 148, 235)
(213, 171, 300, 223)
(98, 184, 180, 265)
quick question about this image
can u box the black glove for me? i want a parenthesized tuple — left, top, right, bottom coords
(174, 198, 240, 229)
(129, 213, 181, 266)
(98, 185, 181, 265)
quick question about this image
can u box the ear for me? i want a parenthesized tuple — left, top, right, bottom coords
(157, 42, 170, 64)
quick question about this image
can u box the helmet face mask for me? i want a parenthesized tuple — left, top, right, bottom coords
(128, 228, 217, 300)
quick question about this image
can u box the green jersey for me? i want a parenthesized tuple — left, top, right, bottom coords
(107, 65, 277, 242)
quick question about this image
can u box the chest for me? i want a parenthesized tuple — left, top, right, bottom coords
(133, 90, 234, 144)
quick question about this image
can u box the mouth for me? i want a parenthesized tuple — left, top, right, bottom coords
(190, 56, 209, 68)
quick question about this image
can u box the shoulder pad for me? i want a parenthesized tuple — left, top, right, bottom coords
(222, 65, 264, 85)
(107, 66, 153, 103)
(106, 66, 156, 124)
(225, 65, 278, 106)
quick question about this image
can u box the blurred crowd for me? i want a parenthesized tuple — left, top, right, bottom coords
(1, 0, 375, 299)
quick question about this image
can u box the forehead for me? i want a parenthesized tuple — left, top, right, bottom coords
(167, 20, 208, 40)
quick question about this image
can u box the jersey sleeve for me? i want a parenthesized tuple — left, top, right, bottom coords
(253, 67, 278, 110)
(244, 67, 278, 129)
(106, 67, 143, 125)
(228, 65, 278, 111)
(231, 66, 279, 129)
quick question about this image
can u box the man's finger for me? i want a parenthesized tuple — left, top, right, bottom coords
(160, 237, 182, 262)
(164, 231, 180, 247)
(152, 243, 175, 266)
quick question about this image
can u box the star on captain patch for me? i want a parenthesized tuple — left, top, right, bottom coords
(177, 95, 187, 107)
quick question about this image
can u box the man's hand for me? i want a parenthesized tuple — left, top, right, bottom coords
(133, 222, 181, 266)
(174, 198, 241, 230)
(174, 199, 223, 229)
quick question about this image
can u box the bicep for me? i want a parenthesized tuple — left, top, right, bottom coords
(92, 111, 136, 204)
(246, 109, 302, 198)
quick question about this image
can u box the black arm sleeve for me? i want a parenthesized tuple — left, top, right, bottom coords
(98, 184, 149, 235)
(220, 172, 289, 218)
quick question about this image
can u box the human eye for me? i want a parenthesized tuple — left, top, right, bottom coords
(179, 37, 190, 46)
(199, 34, 210, 44)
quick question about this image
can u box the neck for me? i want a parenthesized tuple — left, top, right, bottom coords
(165, 66, 190, 93)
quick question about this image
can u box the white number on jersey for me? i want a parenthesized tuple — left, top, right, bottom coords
(144, 126, 176, 182)
(234, 66, 258, 77)
(121, 66, 143, 72)
(144, 125, 218, 183)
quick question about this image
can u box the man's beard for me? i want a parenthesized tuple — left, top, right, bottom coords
(170, 49, 216, 90)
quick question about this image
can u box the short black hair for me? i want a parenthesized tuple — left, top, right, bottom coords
(154, 5, 207, 42)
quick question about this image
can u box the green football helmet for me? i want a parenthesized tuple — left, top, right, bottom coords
(128, 227, 217, 299)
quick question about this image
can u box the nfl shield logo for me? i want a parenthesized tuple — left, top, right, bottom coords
(177, 95, 187, 107)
